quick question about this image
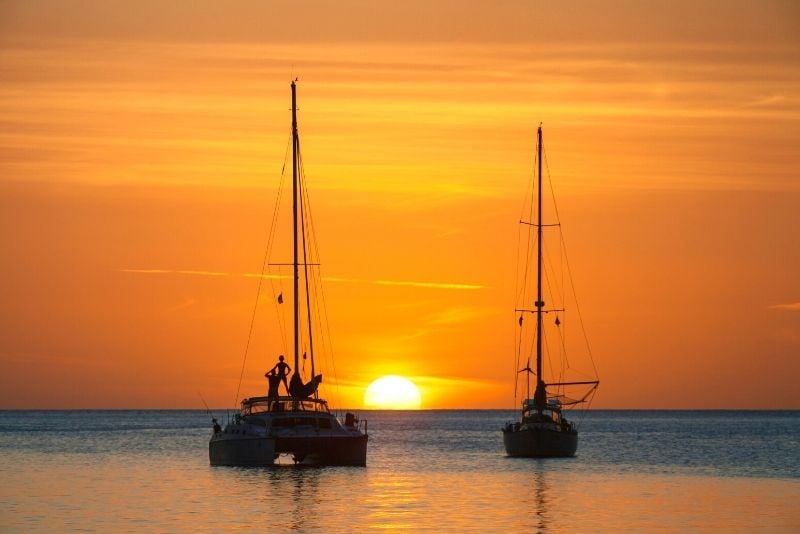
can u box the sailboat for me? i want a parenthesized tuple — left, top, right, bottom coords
(209, 81, 368, 466)
(502, 126, 599, 458)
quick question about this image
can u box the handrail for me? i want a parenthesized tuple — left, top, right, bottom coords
(241, 396, 331, 415)
(243, 395, 329, 405)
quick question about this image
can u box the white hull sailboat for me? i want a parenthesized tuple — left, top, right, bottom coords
(209, 81, 368, 467)
(502, 126, 599, 458)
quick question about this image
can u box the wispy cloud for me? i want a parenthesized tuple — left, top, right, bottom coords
(743, 94, 789, 108)
(411, 375, 497, 389)
(373, 279, 483, 290)
(426, 306, 497, 325)
(166, 298, 198, 312)
(769, 302, 800, 311)
(344, 374, 496, 390)
(121, 268, 232, 277)
(120, 268, 483, 290)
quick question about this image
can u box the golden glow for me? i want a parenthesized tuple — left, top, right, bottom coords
(0, 1, 799, 409)
(364, 376, 422, 409)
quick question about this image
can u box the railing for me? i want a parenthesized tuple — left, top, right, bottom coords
(241, 396, 331, 415)
(339, 412, 368, 435)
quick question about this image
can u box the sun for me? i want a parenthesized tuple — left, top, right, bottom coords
(364, 375, 422, 409)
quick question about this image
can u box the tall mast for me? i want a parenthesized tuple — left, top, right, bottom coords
(291, 80, 300, 373)
(534, 125, 545, 412)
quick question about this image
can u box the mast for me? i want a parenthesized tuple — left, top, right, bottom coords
(291, 80, 300, 374)
(534, 125, 546, 412)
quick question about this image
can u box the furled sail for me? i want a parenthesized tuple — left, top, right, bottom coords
(289, 372, 323, 398)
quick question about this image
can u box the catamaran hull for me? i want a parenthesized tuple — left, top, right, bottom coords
(209, 434, 368, 467)
(503, 428, 578, 458)
(275, 435, 368, 466)
(209, 435, 276, 466)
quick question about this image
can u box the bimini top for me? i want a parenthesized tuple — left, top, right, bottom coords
(241, 396, 331, 416)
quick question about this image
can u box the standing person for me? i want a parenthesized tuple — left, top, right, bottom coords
(269, 355, 292, 395)
(265, 369, 281, 398)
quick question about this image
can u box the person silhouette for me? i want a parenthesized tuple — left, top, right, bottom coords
(269, 355, 291, 395)
(265, 369, 281, 398)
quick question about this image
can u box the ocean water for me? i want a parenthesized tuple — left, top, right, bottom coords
(1, 410, 799, 532)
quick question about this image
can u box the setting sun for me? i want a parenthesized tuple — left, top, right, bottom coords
(364, 376, 422, 409)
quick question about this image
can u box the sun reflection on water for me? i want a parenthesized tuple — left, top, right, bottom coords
(1, 411, 799, 531)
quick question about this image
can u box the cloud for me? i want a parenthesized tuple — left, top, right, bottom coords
(426, 306, 497, 325)
(344, 373, 496, 389)
(121, 268, 231, 277)
(769, 302, 800, 311)
(373, 279, 483, 290)
(166, 298, 198, 312)
(744, 94, 788, 108)
(411, 375, 496, 389)
(120, 268, 483, 290)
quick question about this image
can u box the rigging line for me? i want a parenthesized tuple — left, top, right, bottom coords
(542, 142, 560, 225)
(519, 147, 537, 223)
(317, 266, 344, 411)
(559, 230, 599, 379)
(298, 149, 343, 410)
(310, 269, 335, 405)
(266, 137, 292, 357)
(311, 225, 343, 410)
(541, 141, 567, 324)
(513, 221, 526, 403)
(309, 268, 327, 399)
(268, 269, 289, 356)
(308, 267, 337, 407)
(267, 135, 293, 356)
(233, 131, 291, 409)
(559, 211, 566, 343)
(297, 138, 316, 387)
(513, 221, 532, 402)
(515, 146, 537, 303)
(559, 222, 567, 370)
(519, 229, 538, 319)
(517, 138, 539, 311)
(298, 163, 328, 378)
(540, 248, 559, 387)
(575, 386, 598, 431)
(543, 238, 566, 306)
(233, 201, 279, 410)
(513, 226, 538, 406)
(515, 311, 524, 404)
(541, 320, 558, 395)
(302, 162, 335, 407)
(542, 240, 566, 308)
(544, 141, 599, 380)
(316, 258, 342, 408)
(267, 131, 292, 336)
(516, 210, 533, 306)
(513, 149, 537, 396)
(299, 198, 330, 401)
(556, 310, 570, 371)
(526, 312, 537, 386)
(541, 239, 570, 372)
(298, 147, 327, 390)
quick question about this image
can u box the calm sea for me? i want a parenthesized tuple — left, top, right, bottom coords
(1, 410, 798, 532)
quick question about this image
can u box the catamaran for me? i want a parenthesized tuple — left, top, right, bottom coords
(209, 81, 368, 466)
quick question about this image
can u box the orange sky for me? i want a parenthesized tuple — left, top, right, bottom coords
(1, 0, 798, 409)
